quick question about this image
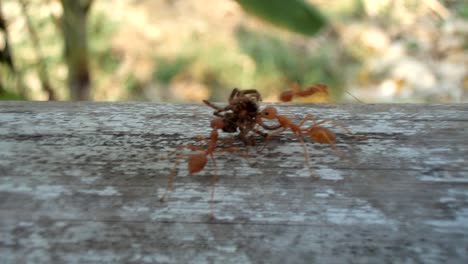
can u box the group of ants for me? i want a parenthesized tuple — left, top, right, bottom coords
(160, 83, 365, 219)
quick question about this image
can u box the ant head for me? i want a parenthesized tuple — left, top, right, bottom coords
(210, 117, 225, 129)
(260, 106, 277, 119)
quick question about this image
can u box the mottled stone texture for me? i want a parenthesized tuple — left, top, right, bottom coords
(0, 101, 467, 263)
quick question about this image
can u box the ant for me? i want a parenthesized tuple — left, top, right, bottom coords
(258, 106, 363, 177)
(258, 106, 315, 176)
(280, 82, 364, 103)
(160, 116, 241, 219)
(279, 83, 329, 102)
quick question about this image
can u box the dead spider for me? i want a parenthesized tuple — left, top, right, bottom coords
(203, 88, 280, 144)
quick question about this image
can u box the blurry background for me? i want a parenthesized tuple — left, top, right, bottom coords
(0, 0, 467, 102)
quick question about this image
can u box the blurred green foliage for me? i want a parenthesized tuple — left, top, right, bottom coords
(0, 67, 23, 100)
(149, 26, 355, 101)
(453, 1, 468, 18)
(0, 89, 23, 100)
(236, 27, 334, 85)
(89, 12, 120, 74)
(330, 0, 366, 20)
(153, 56, 194, 85)
(1, 0, 466, 102)
(234, 0, 326, 36)
(124, 73, 140, 94)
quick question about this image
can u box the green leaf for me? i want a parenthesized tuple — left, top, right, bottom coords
(234, 0, 327, 36)
(0, 90, 23, 100)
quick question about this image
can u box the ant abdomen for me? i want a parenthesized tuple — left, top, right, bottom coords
(279, 91, 294, 102)
(308, 127, 336, 144)
(188, 152, 208, 174)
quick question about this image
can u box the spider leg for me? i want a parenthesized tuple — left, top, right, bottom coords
(228, 88, 241, 104)
(203, 100, 225, 112)
(238, 89, 262, 102)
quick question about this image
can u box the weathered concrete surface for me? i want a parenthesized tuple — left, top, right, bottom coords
(0, 101, 467, 263)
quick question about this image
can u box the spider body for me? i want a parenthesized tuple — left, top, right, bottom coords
(203, 88, 280, 142)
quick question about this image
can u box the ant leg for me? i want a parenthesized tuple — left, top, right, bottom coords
(247, 126, 269, 156)
(218, 136, 236, 147)
(253, 128, 268, 138)
(242, 136, 255, 160)
(257, 128, 286, 152)
(293, 132, 319, 179)
(298, 113, 319, 127)
(166, 144, 204, 158)
(238, 126, 247, 141)
(158, 144, 202, 163)
(345, 91, 363, 103)
(294, 132, 309, 168)
(252, 124, 273, 149)
(206, 144, 243, 220)
(160, 153, 187, 202)
(168, 131, 228, 159)
(307, 118, 366, 140)
(258, 122, 282, 131)
(299, 116, 348, 136)
(314, 129, 352, 164)
(209, 153, 217, 220)
(256, 115, 282, 130)
(313, 118, 352, 133)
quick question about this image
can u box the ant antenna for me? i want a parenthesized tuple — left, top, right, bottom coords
(345, 90, 364, 103)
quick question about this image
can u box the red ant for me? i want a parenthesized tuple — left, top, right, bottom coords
(280, 82, 364, 103)
(159, 117, 240, 219)
(258, 106, 315, 176)
(279, 83, 329, 102)
(258, 106, 363, 177)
